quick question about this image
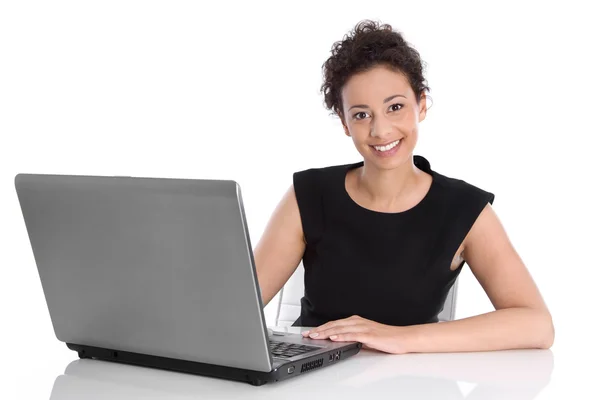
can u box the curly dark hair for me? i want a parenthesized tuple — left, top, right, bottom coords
(320, 19, 431, 119)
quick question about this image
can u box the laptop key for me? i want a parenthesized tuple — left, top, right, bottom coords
(269, 340, 321, 359)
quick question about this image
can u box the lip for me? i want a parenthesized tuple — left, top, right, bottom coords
(369, 139, 402, 148)
(369, 138, 402, 158)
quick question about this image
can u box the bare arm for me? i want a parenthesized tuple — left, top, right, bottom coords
(301, 203, 554, 353)
(253, 184, 306, 306)
(404, 203, 555, 352)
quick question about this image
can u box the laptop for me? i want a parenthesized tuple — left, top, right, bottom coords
(15, 173, 361, 386)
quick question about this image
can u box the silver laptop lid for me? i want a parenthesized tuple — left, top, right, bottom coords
(15, 173, 273, 372)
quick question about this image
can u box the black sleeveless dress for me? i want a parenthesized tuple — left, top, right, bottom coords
(291, 155, 495, 327)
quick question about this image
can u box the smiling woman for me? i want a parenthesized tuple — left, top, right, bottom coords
(253, 19, 554, 354)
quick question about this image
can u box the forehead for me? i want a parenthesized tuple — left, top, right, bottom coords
(341, 65, 411, 102)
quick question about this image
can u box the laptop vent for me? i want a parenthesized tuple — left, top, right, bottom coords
(300, 358, 324, 373)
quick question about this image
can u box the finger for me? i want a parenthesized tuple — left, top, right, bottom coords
(311, 325, 369, 340)
(329, 332, 368, 343)
(302, 322, 349, 338)
(302, 318, 360, 338)
(301, 319, 348, 337)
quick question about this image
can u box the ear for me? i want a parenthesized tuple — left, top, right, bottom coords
(418, 92, 427, 123)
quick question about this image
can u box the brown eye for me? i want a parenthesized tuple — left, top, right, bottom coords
(354, 111, 368, 120)
(390, 103, 404, 112)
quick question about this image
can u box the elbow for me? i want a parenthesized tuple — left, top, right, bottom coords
(535, 310, 555, 349)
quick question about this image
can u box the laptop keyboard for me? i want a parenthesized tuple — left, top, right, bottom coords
(269, 340, 320, 358)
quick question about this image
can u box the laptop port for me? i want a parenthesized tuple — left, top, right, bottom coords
(329, 353, 334, 362)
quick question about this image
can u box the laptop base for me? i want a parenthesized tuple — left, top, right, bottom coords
(66, 342, 362, 386)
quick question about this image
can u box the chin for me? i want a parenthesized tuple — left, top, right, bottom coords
(364, 149, 411, 170)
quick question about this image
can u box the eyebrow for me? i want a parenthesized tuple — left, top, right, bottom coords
(347, 94, 407, 112)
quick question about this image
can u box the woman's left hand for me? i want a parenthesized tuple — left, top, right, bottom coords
(301, 315, 410, 354)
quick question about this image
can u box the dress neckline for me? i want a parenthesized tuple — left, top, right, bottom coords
(341, 155, 438, 216)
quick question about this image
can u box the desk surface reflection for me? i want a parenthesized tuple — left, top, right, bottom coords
(49, 327, 554, 400)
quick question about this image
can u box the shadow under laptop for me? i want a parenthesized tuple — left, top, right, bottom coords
(48, 348, 554, 399)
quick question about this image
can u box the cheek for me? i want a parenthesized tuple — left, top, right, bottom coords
(399, 111, 418, 128)
(350, 136, 373, 157)
(355, 141, 372, 157)
(348, 127, 370, 144)
(405, 130, 419, 149)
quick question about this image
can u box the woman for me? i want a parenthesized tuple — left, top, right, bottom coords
(254, 19, 554, 354)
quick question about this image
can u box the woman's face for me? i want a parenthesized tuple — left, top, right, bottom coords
(339, 65, 427, 169)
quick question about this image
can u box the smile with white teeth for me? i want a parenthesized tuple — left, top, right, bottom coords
(373, 139, 401, 152)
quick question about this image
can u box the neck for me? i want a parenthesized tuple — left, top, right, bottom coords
(356, 156, 422, 207)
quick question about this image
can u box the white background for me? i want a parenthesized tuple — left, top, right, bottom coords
(1, 0, 598, 398)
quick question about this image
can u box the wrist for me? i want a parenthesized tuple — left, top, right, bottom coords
(395, 324, 422, 354)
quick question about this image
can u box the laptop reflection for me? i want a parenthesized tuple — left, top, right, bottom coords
(49, 348, 553, 399)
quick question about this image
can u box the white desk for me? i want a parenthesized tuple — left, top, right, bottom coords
(36, 326, 572, 399)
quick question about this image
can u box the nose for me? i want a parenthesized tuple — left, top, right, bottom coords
(369, 114, 394, 139)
